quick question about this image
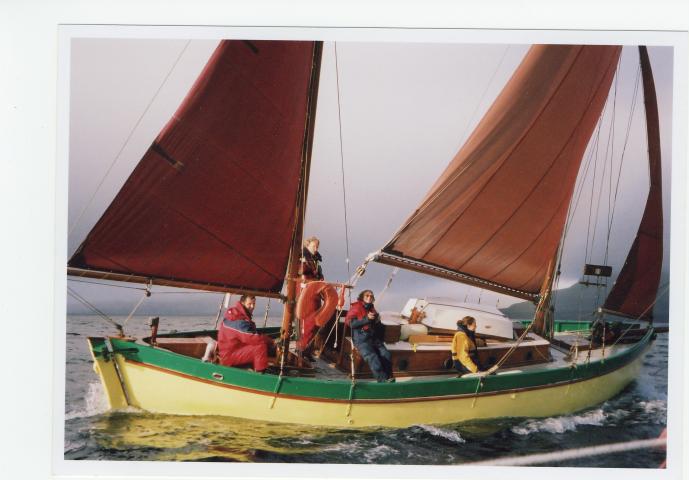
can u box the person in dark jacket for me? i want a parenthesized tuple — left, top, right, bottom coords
(218, 295, 274, 372)
(345, 290, 394, 382)
(297, 236, 325, 358)
(300, 236, 324, 282)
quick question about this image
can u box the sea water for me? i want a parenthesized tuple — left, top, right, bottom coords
(63, 315, 668, 466)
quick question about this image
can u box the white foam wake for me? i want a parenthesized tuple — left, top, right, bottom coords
(65, 382, 108, 420)
(511, 408, 607, 435)
(638, 399, 667, 418)
(416, 424, 466, 443)
(362, 444, 398, 462)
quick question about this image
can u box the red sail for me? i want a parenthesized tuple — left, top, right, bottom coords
(603, 46, 663, 319)
(378, 45, 622, 300)
(68, 40, 321, 296)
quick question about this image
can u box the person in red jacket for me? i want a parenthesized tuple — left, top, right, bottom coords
(217, 295, 274, 372)
(345, 290, 394, 382)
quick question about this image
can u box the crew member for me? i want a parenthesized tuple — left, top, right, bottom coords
(451, 316, 481, 375)
(217, 295, 274, 373)
(300, 236, 324, 282)
(297, 236, 325, 358)
(345, 290, 394, 382)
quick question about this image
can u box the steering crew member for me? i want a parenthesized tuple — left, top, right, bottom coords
(218, 295, 274, 373)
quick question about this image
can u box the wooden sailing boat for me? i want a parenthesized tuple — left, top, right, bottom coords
(68, 40, 664, 427)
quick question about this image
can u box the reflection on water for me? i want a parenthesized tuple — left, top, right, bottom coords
(88, 413, 344, 462)
(64, 316, 668, 466)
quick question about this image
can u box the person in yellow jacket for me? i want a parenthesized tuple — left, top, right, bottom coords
(451, 316, 482, 375)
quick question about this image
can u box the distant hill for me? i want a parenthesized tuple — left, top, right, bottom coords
(501, 277, 670, 323)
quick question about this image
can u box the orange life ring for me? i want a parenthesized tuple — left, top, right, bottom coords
(296, 281, 339, 327)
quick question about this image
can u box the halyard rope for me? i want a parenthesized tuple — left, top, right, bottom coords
(334, 42, 352, 297)
(605, 64, 642, 266)
(123, 281, 151, 329)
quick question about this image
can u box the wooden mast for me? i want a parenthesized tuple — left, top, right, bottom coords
(531, 254, 558, 338)
(278, 42, 323, 367)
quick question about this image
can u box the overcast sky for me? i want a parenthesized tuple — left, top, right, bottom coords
(66, 38, 674, 316)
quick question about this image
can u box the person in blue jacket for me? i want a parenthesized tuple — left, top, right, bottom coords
(345, 290, 394, 382)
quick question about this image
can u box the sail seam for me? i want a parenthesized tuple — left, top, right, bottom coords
(487, 52, 622, 288)
(390, 46, 586, 254)
(414, 47, 587, 260)
(157, 193, 284, 281)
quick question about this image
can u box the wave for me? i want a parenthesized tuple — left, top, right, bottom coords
(415, 424, 466, 444)
(511, 408, 607, 435)
(362, 444, 399, 462)
(638, 399, 667, 419)
(65, 382, 109, 420)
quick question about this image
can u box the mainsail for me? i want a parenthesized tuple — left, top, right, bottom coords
(68, 40, 322, 297)
(377, 45, 622, 300)
(603, 46, 664, 320)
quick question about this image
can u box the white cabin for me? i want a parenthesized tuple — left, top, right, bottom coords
(401, 297, 515, 340)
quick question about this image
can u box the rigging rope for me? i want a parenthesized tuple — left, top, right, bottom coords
(214, 293, 230, 330)
(67, 278, 148, 291)
(67, 278, 223, 295)
(562, 52, 648, 323)
(123, 282, 151, 329)
(584, 118, 603, 265)
(67, 287, 123, 334)
(604, 64, 643, 265)
(568, 124, 601, 237)
(388, 46, 517, 241)
(334, 42, 353, 297)
(69, 40, 192, 238)
(591, 61, 621, 262)
(263, 298, 271, 328)
(589, 72, 617, 274)
(608, 282, 669, 348)
(376, 267, 399, 303)
(491, 320, 537, 370)
(455, 45, 511, 152)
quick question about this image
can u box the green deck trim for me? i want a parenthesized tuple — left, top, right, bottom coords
(93, 328, 653, 402)
(520, 320, 593, 332)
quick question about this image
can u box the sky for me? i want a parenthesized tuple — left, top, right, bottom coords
(66, 38, 674, 318)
